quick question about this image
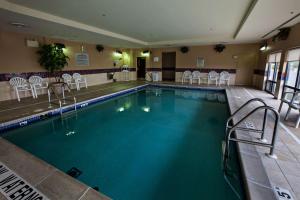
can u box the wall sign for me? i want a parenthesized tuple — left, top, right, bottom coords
(274, 186, 293, 200)
(0, 162, 49, 200)
(75, 53, 89, 66)
(196, 57, 205, 68)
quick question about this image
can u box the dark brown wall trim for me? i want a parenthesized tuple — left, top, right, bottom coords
(146, 68, 162, 71)
(0, 68, 136, 82)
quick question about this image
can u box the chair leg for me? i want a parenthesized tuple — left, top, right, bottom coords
(47, 89, 51, 103)
(285, 107, 292, 120)
(278, 101, 284, 113)
(34, 88, 38, 98)
(296, 112, 300, 128)
(15, 89, 20, 102)
(30, 86, 36, 98)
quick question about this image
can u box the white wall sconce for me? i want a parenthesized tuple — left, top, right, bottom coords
(141, 50, 151, 57)
(260, 43, 268, 51)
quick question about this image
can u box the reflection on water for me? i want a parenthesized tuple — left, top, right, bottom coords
(112, 88, 227, 118)
(174, 89, 227, 103)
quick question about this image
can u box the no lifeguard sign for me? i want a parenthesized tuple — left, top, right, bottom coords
(0, 162, 48, 200)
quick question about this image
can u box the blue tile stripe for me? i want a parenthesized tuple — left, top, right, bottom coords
(0, 83, 225, 133)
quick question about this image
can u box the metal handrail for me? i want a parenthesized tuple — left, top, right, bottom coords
(48, 82, 77, 115)
(223, 105, 279, 170)
(226, 98, 268, 141)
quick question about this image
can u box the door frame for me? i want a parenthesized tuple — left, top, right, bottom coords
(162, 52, 176, 81)
(265, 62, 279, 95)
(136, 57, 146, 79)
(282, 60, 300, 95)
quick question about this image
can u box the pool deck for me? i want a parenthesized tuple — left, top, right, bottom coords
(0, 81, 300, 199)
(226, 87, 300, 200)
(0, 81, 146, 123)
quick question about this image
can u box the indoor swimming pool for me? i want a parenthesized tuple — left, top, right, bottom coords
(3, 87, 244, 200)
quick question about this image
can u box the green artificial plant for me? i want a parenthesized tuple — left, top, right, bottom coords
(37, 43, 69, 81)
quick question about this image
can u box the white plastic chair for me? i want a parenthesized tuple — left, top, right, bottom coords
(73, 73, 87, 90)
(191, 71, 201, 85)
(208, 71, 219, 86)
(219, 71, 231, 86)
(9, 77, 35, 101)
(181, 70, 192, 84)
(281, 91, 300, 128)
(62, 73, 77, 90)
(121, 65, 130, 81)
(279, 91, 296, 113)
(29, 75, 48, 98)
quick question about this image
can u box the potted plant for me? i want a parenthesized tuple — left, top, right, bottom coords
(37, 43, 69, 82)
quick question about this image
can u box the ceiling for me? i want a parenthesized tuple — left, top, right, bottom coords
(0, 0, 300, 47)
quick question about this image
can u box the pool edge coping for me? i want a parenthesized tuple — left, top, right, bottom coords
(224, 89, 277, 200)
(0, 83, 272, 200)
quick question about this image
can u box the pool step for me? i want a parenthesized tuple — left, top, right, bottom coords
(61, 110, 78, 120)
(244, 121, 255, 129)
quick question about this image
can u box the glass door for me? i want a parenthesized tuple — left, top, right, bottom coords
(283, 48, 300, 94)
(265, 53, 281, 94)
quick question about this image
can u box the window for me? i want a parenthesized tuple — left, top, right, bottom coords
(265, 52, 281, 94)
(283, 48, 300, 94)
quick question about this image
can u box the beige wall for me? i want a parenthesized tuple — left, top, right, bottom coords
(0, 30, 134, 73)
(135, 44, 260, 85)
(0, 30, 262, 101)
(0, 30, 137, 101)
(254, 22, 300, 89)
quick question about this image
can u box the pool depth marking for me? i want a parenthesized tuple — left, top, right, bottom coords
(0, 161, 49, 200)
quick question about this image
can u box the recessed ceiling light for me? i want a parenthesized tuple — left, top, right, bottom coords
(290, 11, 294, 14)
(10, 22, 27, 28)
(102, 14, 106, 17)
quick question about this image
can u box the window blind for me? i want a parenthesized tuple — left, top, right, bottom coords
(268, 52, 281, 62)
(287, 48, 300, 61)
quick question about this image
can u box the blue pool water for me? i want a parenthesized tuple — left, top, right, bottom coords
(3, 87, 244, 200)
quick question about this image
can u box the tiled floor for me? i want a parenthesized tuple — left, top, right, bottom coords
(226, 87, 300, 200)
(0, 81, 145, 123)
(1, 82, 300, 200)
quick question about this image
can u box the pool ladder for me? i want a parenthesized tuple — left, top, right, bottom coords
(223, 98, 280, 171)
(47, 83, 77, 115)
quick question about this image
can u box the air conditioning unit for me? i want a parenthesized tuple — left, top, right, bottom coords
(152, 72, 159, 82)
(26, 39, 39, 47)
